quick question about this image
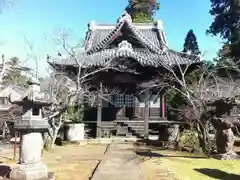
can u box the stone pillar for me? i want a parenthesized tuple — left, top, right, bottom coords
(135, 97, 140, 118)
(10, 132, 51, 180)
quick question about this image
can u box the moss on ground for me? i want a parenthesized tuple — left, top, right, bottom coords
(140, 150, 240, 180)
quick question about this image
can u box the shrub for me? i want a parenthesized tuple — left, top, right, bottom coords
(205, 134, 217, 154)
(179, 129, 200, 153)
(67, 105, 84, 122)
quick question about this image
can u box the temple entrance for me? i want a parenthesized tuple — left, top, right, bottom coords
(113, 94, 136, 120)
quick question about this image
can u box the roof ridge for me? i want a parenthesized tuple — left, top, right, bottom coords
(87, 11, 164, 30)
(85, 12, 166, 54)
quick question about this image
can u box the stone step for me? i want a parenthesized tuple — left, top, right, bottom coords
(101, 121, 117, 125)
(116, 126, 128, 136)
(129, 126, 144, 129)
(101, 125, 117, 128)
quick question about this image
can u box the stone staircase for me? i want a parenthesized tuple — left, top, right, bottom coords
(84, 120, 159, 138)
(116, 121, 145, 138)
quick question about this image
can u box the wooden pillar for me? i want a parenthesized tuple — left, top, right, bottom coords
(135, 97, 140, 118)
(96, 83, 103, 138)
(161, 93, 166, 119)
(144, 91, 150, 139)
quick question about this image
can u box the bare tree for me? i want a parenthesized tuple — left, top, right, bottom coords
(24, 36, 39, 79)
(141, 53, 217, 153)
(42, 31, 128, 147)
(42, 72, 75, 148)
(149, 52, 240, 158)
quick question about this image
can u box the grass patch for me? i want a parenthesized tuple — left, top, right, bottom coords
(139, 150, 240, 180)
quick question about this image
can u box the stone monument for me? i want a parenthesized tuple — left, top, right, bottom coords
(9, 78, 54, 180)
(207, 98, 240, 160)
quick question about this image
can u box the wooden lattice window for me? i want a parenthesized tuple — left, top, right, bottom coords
(111, 94, 135, 108)
(124, 95, 135, 108)
(112, 94, 125, 107)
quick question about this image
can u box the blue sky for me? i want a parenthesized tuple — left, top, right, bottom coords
(0, 0, 221, 77)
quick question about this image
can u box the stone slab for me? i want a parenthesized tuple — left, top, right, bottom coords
(91, 143, 146, 180)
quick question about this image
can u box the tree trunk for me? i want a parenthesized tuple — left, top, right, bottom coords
(196, 121, 209, 153)
(198, 133, 207, 153)
(43, 132, 51, 150)
(43, 122, 62, 149)
(50, 125, 62, 148)
(2, 121, 6, 137)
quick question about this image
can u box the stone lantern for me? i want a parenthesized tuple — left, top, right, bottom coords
(9, 78, 54, 180)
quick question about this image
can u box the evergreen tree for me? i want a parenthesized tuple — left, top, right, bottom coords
(183, 29, 201, 55)
(125, 0, 160, 23)
(3, 57, 29, 87)
(207, 0, 240, 59)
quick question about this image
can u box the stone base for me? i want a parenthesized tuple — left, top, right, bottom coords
(10, 162, 54, 180)
(212, 152, 240, 160)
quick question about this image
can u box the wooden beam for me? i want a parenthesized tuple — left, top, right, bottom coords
(83, 120, 187, 124)
(96, 82, 103, 138)
(161, 93, 166, 119)
(144, 90, 150, 139)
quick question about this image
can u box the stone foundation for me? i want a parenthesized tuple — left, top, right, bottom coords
(213, 151, 240, 160)
(10, 162, 49, 180)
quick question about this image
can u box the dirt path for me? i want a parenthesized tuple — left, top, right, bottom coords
(90, 142, 146, 180)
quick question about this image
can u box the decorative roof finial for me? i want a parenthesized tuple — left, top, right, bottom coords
(155, 20, 163, 29)
(117, 40, 133, 52)
(198, 54, 203, 61)
(117, 11, 132, 23)
(88, 20, 96, 31)
(162, 46, 168, 52)
(186, 50, 192, 55)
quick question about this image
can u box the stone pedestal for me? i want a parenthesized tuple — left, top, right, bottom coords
(159, 124, 180, 149)
(10, 132, 53, 180)
(10, 162, 48, 180)
(65, 123, 85, 142)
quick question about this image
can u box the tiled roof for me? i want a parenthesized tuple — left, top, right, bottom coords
(50, 47, 201, 68)
(48, 11, 202, 70)
(85, 11, 166, 54)
(9, 86, 52, 106)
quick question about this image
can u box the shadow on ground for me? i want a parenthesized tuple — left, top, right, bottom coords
(135, 140, 166, 149)
(195, 168, 240, 180)
(135, 149, 207, 159)
(0, 165, 11, 178)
